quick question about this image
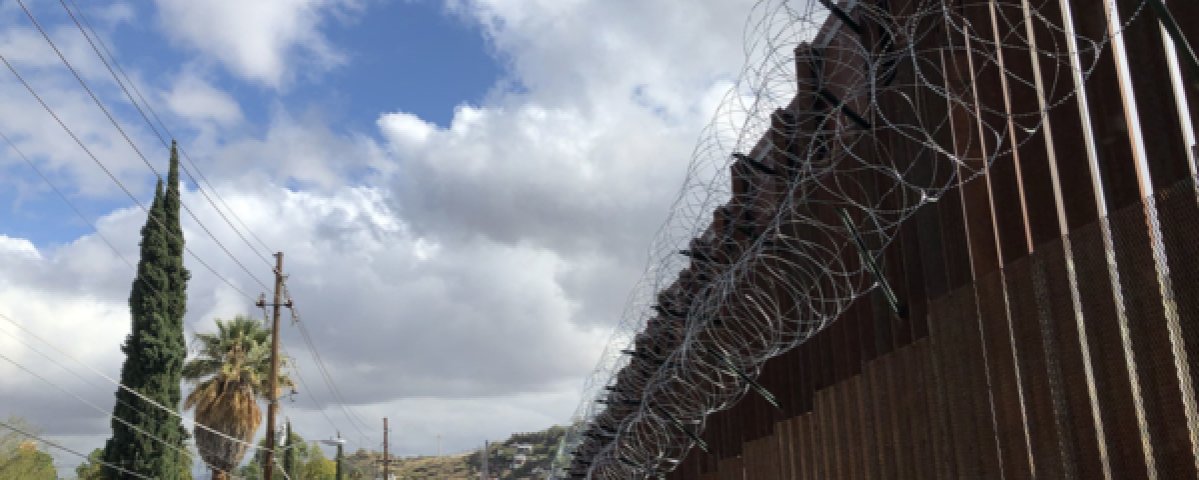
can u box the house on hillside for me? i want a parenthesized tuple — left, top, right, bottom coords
(510, 443, 534, 469)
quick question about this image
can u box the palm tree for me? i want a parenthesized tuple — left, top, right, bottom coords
(183, 316, 294, 480)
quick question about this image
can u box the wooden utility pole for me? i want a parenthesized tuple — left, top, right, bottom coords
(258, 252, 290, 480)
(383, 417, 390, 480)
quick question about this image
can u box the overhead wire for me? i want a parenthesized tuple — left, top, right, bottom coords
(57, 0, 277, 267)
(0, 347, 244, 480)
(277, 344, 368, 452)
(284, 284, 377, 438)
(1, 306, 352, 476)
(0, 312, 269, 456)
(2, 95, 356, 475)
(0, 170, 354, 467)
(14, 0, 271, 293)
(282, 282, 378, 447)
(0, 128, 232, 356)
(0, 418, 155, 480)
(0, 2, 373, 470)
(0, 50, 255, 300)
(0, 130, 306, 475)
(2, 127, 290, 465)
(250, 296, 368, 452)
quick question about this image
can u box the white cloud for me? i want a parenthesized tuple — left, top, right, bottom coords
(163, 72, 243, 127)
(0, 0, 766, 469)
(377, 112, 434, 151)
(202, 109, 392, 191)
(0, 179, 608, 453)
(377, 0, 754, 321)
(0, 234, 40, 258)
(153, 0, 359, 88)
(0, 16, 165, 200)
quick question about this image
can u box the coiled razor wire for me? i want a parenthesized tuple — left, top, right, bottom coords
(550, 0, 1144, 478)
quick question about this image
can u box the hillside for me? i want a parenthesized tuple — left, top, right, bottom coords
(339, 425, 566, 479)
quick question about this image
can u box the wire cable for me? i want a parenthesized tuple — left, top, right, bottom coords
(0, 127, 220, 354)
(2, 133, 360, 470)
(15, 0, 271, 293)
(0, 419, 155, 480)
(0, 312, 266, 457)
(0, 50, 255, 301)
(3, 4, 365, 470)
(282, 282, 377, 446)
(0, 128, 305, 475)
(57, 0, 277, 268)
(0, 349, 244, 480)
(277, 344, 366, 451)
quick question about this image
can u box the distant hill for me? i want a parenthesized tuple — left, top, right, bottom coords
(340, 425, 566, 479)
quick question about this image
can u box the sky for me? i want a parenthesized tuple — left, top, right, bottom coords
(0, 0, 757, 475)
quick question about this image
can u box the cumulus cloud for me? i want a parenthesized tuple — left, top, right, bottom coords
(377, 0, 753, 325)
(152, 0, 359, 88)
(0, 179, 608, 454)
(163, 72, 244, 127)
(0, 16, 165, 200)
(202, 108, 392, 191)
(0, 0, 764, 468)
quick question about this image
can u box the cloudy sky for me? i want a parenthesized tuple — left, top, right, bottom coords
(0, 0, 756, 474)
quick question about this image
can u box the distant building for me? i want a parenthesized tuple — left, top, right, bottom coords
(511, 443, 534, 468)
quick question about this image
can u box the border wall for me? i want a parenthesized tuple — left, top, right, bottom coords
(563, 1, 1199, 478)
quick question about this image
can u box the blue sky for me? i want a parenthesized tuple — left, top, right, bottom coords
(0, 0, 758, 475)
(2, 0, 503, 247)
(98, 0, 505, 130)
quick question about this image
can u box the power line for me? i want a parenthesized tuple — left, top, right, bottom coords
(0, 419, 155, 480)
(0, 307, 364, 466)
(58, 0, 277, 267)
(0, 312, 266, 457)
(0, 323, 233, 479)
(4, 2, 374, 465)
(1, 307, 361, 479)
(0, 128, 248, 355)
(293, 320, 375, 446)
(278, 346, 366, 451)
(0, 129, 298, 476)
(0, 50, 255, 301)
(0, 319, 165, 421)
(2, 129, 361, 454)
(0, 349, 245, 480)
(283, 282, 377, 447)
(0, 157, 358, 469)
(249, 295, 363, 452)
(15, 0, 271, 293)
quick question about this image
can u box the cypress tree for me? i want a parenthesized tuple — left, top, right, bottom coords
(103, 142, 191, 479)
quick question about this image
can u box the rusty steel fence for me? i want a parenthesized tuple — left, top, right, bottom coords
(670, 175, 1199, 479)
(555, 0, 1199, 478)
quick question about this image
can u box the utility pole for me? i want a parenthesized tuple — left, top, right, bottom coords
(321, 433, 345, 480)
(383, 417, 390, 480)
(480, 440, 489, 480)
(258, 252, 291, 480)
